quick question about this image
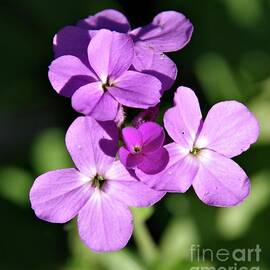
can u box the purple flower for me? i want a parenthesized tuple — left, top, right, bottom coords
(136, 87, 259, 207)
(119, 122, 169, 174)
(30, 117, 164, 252)
(53, 9, 193, 93)
(49, 29, 161, 121)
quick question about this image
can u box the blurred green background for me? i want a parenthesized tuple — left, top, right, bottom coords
(1, 0, 270, 269)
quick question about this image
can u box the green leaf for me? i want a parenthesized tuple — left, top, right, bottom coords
(0, 166, 32, 207)
(249, 85, 270, 144)
(239, 51, 270, 83)
(31, 128, 72, 173)
(222, 0, 263, 27)
(195, 53, 243, 103)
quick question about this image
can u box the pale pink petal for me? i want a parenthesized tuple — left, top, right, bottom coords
(104, 160, 165, 207)
(136, 143, 199, 192)
(78, 191, 133, 252)
(77, 9, 130, 33)
(30, 169, 93, 223)
(139, 122, 165, 153)
(130, 11, 193, 52)
(164, 87, 202, 150)
(118, 147, 143, 168)
(196, 101, 259, 158)
(71, 82, 104, 115)
(90, 92, 119, 121)
(48, 55, 97, 97)
(193, 149, 250, 207)
(65, 117, 118, 176)
(109, 71, 161, 109)
(87, 29, 134, 81)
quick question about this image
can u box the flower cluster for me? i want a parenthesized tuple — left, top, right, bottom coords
(30, 9, 259, 252)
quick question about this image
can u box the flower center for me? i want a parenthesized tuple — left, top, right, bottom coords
(102, 77, 114, 91)
(92, 174, 105, 189)
(133, 145, 142, 153)
(190, 147, 201, 156)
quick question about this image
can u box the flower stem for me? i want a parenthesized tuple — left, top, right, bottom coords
(133, 216, 159, 266)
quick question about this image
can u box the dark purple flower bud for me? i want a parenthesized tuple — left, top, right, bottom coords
(132, 105, 160, 128)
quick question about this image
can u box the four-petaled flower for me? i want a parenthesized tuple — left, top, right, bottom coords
(136, 87, 259, 207)
(30, 117, 164, 252)
(49, 29, 162, 121)
(119, 122, 169, 174)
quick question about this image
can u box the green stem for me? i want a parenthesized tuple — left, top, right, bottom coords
(133, 217, 159, 266)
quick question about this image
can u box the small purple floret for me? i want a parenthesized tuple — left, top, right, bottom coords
(119, 122, 169, 174)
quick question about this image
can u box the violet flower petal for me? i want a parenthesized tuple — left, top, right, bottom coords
(87, 29, 134, 81)
(48, 55, 97, 97)
(136, 143, 199, 192)
(139, 122, 165, 153)
(130, 11, 193, 52)
(71, 82, 104, 115)
(30, 168, 93, 223)
(53, 26, 93, 67)
(193, 149, 250, 207)
(164, 86, 202, 150)
(118, 147, 143, 168)
(132, 43, 155, 72)
(122, 127, 143, 152)
(65, 117, 118, 176)
(90, 92, 119, 121)
(132, 44, 177, 92)
(196, 101, 260, 158)
(77, 9, 130, 33)
(138, 147, 169, 174)
(78, 191, 133, 252)
(109, 70, 161, 109)
(104, 160, 165, 207)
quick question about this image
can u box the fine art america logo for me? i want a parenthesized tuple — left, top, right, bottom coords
(190, 244, 261, 270)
